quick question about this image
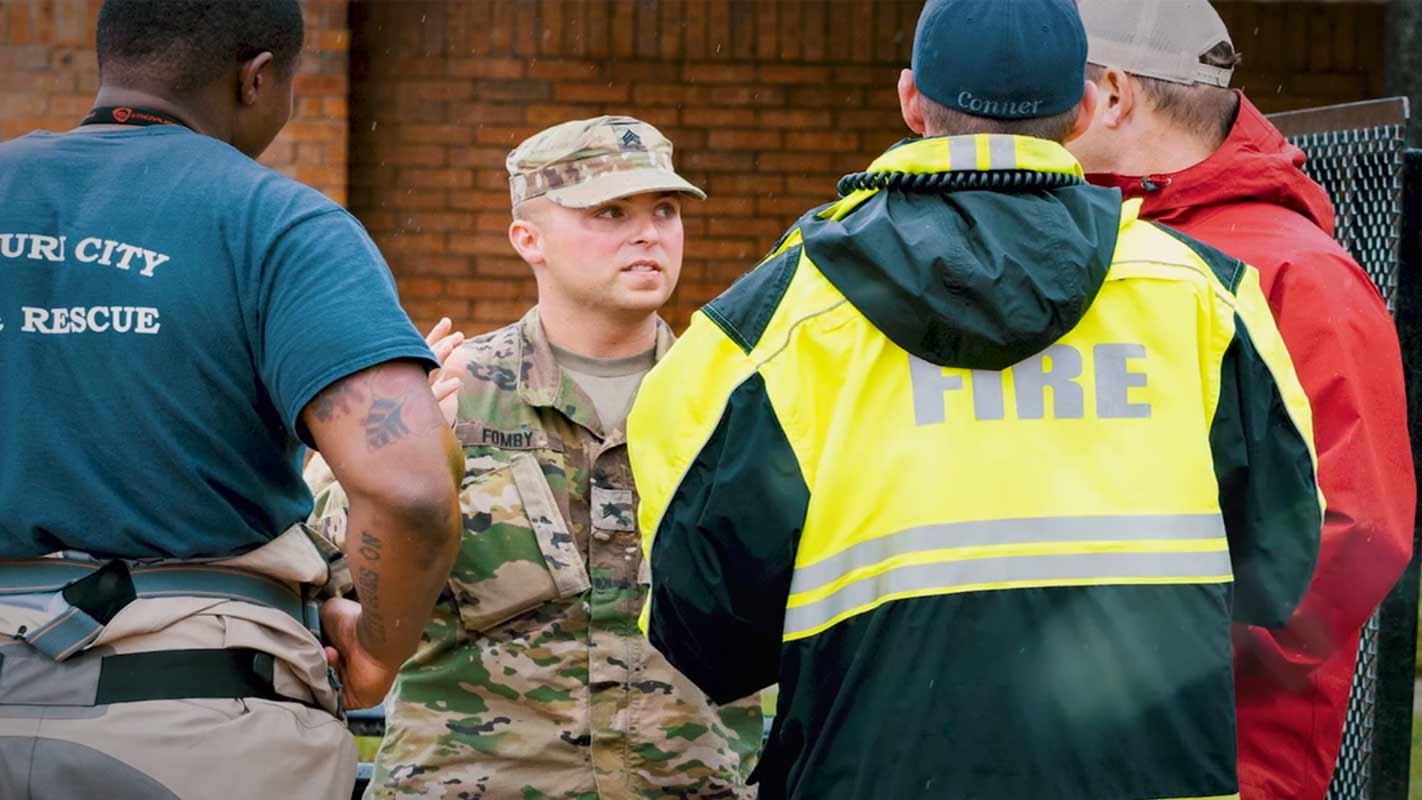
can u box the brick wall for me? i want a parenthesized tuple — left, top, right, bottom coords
(349, 0, 927, 333)
(350, 0, 1393, 335)
(0, 0, 351, 203)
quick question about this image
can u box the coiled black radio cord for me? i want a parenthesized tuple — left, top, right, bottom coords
(836, 169, 1083, 198)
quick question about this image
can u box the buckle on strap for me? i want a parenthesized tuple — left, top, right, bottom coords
(0, 559, 307, 662)
(19, 560, 134, 661)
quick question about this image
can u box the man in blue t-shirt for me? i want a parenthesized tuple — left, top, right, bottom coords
(0, 1, 462, 797)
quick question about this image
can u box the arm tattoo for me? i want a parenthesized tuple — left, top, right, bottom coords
(364, 398, 412, 450)
(311, 378, 365, 422)
(354, 564, 387, 648)
(311, 362, 437, 451)
(358, 531, 383, 562)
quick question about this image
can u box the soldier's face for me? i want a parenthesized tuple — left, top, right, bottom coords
(523, 192, 685, 316)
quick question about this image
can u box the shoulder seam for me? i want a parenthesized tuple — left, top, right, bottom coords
(702, 304, 754, 352)
(1148, 221, 1246, 293)
(268, 206, 356, 243)
(754, 299, 848, 371)
(703, 243, 803, 354)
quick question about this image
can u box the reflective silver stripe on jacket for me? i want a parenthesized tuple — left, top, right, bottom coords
(784, 514, 1230, 639)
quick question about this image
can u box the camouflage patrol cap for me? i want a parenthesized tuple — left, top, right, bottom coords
(507, 115, 706, 209)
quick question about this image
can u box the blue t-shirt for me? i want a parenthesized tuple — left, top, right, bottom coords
(0, 126, 436, 559)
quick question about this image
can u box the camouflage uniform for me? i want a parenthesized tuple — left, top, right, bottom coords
(308, 308, 761, 799)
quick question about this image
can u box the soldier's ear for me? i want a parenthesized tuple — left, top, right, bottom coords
(508, 217, 545, 266)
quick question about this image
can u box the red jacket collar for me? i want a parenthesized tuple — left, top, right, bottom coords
(1086, 92, 1336, 236)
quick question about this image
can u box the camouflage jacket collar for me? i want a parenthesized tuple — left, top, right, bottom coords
(515, 306, 677, 436)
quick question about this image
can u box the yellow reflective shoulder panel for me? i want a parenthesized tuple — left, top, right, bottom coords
(630, 311, 752, 634)
(744, 252, 854, 491)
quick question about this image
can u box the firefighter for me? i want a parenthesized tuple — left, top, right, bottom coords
(629, 0, 1323, 797)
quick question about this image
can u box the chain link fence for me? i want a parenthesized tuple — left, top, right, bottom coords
(1270, 97, 1414, 800)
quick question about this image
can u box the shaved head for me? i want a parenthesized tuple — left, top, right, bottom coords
(97, 0, 304, 93)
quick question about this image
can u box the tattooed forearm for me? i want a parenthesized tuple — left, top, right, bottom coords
(311, 377, 365, 422)
(358, 531, 383, 562)
(354, 564, 387, 648)
(310, 360, 460, 669)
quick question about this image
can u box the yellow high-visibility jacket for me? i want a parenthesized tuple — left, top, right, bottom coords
(630, 134, 1323, 800)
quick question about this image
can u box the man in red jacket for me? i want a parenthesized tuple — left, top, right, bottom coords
(1068, 2, 1415, 797)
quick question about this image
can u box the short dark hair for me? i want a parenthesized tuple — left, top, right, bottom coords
(1087, 42, 1242, 144)
(97, 0, 304, 92)
(919, 97, 1082, 143)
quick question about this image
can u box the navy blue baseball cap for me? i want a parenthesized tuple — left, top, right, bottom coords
(911, 0, 1088, 120)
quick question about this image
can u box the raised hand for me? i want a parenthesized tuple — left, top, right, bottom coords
(425, 317, 468, 425)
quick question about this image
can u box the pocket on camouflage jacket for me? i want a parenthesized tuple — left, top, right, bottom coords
(450, 452, 590, 633)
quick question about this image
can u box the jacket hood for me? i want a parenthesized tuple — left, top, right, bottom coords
(1086, 92, 1336, 235)
(800, 134, 1125, 370)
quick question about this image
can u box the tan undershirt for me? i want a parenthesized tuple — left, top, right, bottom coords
(550, 343, 656, 432)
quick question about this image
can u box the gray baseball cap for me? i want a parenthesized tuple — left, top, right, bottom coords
(1078, 0, 1235, 88)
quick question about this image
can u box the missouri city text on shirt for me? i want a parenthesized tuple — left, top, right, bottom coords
(2, 232, 171, 335)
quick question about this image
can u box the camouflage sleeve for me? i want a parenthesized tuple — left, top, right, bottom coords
(302, 452, 353, 598)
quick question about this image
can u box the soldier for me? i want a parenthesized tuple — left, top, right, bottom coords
(308, 116, 762, 799)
